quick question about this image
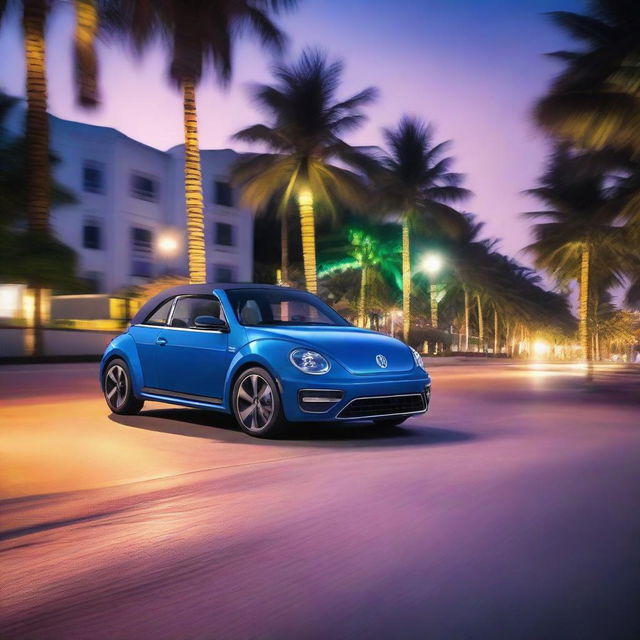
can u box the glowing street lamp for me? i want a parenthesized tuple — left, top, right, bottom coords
(157, 229, 181, 258)
(420, 253, 443, 328)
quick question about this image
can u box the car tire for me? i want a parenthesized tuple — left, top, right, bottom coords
(373, 417, 408, 427)
(232, 367, 286, 438)
(103, 358, 144, 415)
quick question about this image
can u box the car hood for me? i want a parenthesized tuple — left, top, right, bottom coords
(244, 325, 416, 375)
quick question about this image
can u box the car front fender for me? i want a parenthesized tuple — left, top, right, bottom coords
(223, 338, 308, 408)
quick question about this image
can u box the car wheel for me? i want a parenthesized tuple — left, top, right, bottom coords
(103, 358, 144, 415)
(373, 417, 408, 427)
(232, 367, 286, 438)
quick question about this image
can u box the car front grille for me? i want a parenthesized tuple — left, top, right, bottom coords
(337, 393, 426, 419)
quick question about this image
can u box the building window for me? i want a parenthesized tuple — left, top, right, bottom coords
(214, 181, 233, 207)
(213, 264, 235, 283)
(131, 227, 153, 252)
(131, 260, 153, 278)
(83, 222, 102, 250)
(131, 174, 157, 201)
(83, 162, 104, 193)
(214, 222, 234, 247)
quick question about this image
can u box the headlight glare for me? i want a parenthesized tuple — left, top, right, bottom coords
(290, 349, 330, 375)
(410, 346, 425, 370)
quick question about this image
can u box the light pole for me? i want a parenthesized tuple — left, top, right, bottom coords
(421, 253, 443, 328)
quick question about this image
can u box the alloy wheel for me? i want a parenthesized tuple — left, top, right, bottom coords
(236, 374, 274, 432)
(105, 364, 128, 410)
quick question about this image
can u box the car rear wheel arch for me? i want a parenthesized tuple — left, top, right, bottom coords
(101, 353, 129, 390)
(103, 357, 144, 415)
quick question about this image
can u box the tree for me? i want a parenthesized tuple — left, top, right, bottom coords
(534, 0, 640, 319)
(231, 48, 378, 294)
(0, 93, 79, 306)
(525, 147, 630, 377)
(105, 0, 297, 284)
(534, 0, 640, 153)
(0, 0, 100, 353)
(318, 219, 401, 327)
(374, 116, 470, 341)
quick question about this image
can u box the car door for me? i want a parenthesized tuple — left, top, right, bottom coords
(154, 295, 230, 402)
(128, 297, 176, 389)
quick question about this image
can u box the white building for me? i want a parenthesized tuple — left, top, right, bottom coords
(6, 106, 254, 293)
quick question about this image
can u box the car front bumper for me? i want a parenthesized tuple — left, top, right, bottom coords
(277, 370, 431, 422)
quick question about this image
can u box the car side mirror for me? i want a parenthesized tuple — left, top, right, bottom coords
(194, 315, 227, 330)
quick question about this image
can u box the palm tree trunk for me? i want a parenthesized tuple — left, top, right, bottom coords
(402, 219, 411, 342)
(280, 207, 289, 285)
(182, 78, 206, 284)
(579, 244, 592, 380)
(73, 0, 98, 106)
(476, 294, 484, 352)
(23, 0, 50, 357)
(463, 287, 469, 351)
(493, 306, 498, 355)
(429, 284, 438, 328)
(358, 265, 368, 328)
(298, 191, 317, 293)
(23, 0, 49, 231)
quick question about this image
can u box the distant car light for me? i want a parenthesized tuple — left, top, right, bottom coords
(410, 346, 425, 370)
(290, 349, 330, 375)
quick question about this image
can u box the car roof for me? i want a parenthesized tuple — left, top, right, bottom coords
(131, 283, 307, 325)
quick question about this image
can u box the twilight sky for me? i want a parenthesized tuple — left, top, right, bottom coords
(0, 0, 584, 262)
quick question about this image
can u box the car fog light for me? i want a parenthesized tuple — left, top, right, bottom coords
(299, 389, 343, 413)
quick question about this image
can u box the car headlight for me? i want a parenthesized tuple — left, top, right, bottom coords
(410, 346, 425, 370)
(290, 349, 331, 375)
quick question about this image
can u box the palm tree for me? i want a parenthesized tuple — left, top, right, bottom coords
(422, 213, 486, 350)
(0, 92, 79, 298)
(534, 0, 640, 153)
(535, 1, 640, 271)
(0, 0, 100, 354)
(105, 0, 297, 284)
(231, 48, 378, 294)
(374, 116, 470, 341)
(318, 219, 401, 327)
(525, 147, 629, 377)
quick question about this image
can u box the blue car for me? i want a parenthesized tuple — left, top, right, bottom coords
(101, 284, 431, 438)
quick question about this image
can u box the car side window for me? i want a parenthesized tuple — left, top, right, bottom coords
(143, 298, 174, 326)
(170, 296, 223, 329)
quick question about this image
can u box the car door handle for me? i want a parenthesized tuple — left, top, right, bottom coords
(156, 337, 167, 346)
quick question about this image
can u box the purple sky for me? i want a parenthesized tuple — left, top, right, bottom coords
(0, 0, 583, 263)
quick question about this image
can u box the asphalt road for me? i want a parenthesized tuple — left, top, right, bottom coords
(1, 361, 639, 639)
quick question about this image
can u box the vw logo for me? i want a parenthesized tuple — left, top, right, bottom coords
(375, 354, 388, 369)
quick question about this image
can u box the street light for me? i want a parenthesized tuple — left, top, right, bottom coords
(157, 229, 181, 258)
(420, 252, 443, 329)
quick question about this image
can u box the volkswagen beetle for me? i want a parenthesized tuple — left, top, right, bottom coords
(100, 284, 431, 437)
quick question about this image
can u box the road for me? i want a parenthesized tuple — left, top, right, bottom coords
(1, 361, 639, 639)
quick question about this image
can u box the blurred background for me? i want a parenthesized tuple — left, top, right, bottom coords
(1, 0, 638, 365)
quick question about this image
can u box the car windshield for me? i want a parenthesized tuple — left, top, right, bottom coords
(226, 288, 350, 327)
